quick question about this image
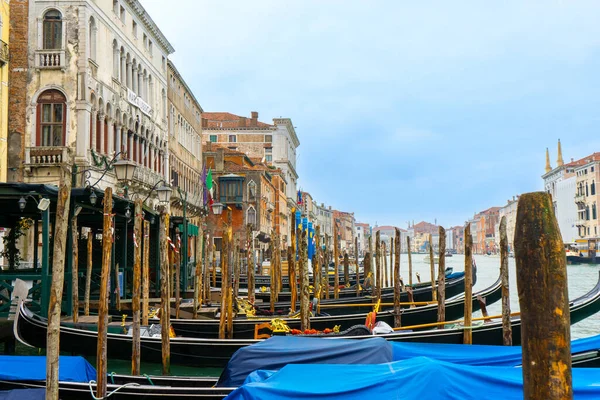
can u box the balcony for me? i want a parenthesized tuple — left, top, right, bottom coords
(36, 50, 66, 69)
(220, 195, 243, 205)
(575, 193, 586, 205)
(25, 147, 69, 167)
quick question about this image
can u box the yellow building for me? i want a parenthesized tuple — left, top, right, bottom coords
(0, 1, 8, 182)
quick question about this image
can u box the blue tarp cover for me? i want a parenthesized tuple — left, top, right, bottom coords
(0, 356, 96, 383)
(0, 389, 45, 400)
(225, 357, 600, 400)
(217, 336, 393, 387)
(391, 333, 600, 366)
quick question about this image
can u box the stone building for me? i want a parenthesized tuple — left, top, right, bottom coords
(315, 202, 333, 246)
(11, 0, 173, 204)
(574, 153, 600, 241)
(543, 141, 584, 244)
(496, 197, 519, 252)
(355, 222, 370, 257)
(0, 2, 8, 182)
(167, 60, 203, 217)
(201, 111, 300, 244)
(332, 209, 355, 254)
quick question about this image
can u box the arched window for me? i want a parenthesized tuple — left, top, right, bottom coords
(89, 17, 97, 61)
(594, 203, 598, 220)
(592, 181, 596, 196)
(43, 10, 62, 50)
(247, 180, 257, 202)
(37, 90, 66, 146)
(247, 206, 257, 227)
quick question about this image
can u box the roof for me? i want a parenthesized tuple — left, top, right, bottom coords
(202, 112, 274, 129)
(373, 226, 406, 232)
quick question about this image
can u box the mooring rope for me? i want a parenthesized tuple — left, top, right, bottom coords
(87, 380, 141, 399)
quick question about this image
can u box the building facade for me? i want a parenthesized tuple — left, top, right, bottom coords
(0, 1, 8, 182)
(574, 154, 600, 240)
(355, 222, 370, 256)
(315, 202, 333, 246)
(496, 197, 519, 252)
(15, 0, 173, 204)
(333, 209, 355, 255)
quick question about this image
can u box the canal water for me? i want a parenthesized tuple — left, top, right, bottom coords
(15, 252, 600, 376)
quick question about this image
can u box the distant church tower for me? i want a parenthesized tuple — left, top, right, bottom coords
(545, 148, 552, 173)
(557, 139, 564, 167)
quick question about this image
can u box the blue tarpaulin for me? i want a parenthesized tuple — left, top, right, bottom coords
(0, 356, 96, 383)
(391, 332, 600, 366)
(0, 389, 45, 400)
(225, 357, 600, 400)
(217, 336, 393, 387)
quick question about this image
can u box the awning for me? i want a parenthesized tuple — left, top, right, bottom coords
(178, 223, 199, 237)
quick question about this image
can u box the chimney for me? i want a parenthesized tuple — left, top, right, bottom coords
(250, 111, 258, 127)
(238, 116, 247, 128)
(216, 148, 225, 172)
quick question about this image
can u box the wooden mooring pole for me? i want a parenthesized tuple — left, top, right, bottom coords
(429, 233, 436, 301)
(142, 220, 150, 326)
(46, 180, 71, 400)
(393, 228, 401, 328)
(290, 212, 297, 311)
(499, 216, 512, 345)
(247, 225, 255, 304)
(389, 238, 393, 289)
(515, 192, 571, 400)
(437, 227, 446, 328)
(463, 223, 473, 344)
(300, 229, 310, 330)
(382, 242, 387, 290)
(407, 236, 413, 286)
(355, 236, 360, 296)
(71, 215, 79, 324)
(84, 231, 93, 316)
(375, 231, 381, 302)
(343, 252, 349, 287)
(269, 233, 275, 313)
(96, 188, 112, 398)
(175, 232, 181, 319)
(131, 199, 142, 375)
(314, 225, 321, 310)
(193, 227, 203, 319)
(219, 212, 230, 339)
(334, 224, 339, 299)
(160, 211, 171, 375)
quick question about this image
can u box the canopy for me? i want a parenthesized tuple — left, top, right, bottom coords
(391, 332, 600, 366)
(225, 357, 600, 400)
(0, 356, 96, 383)
(0, 389, 45, 400)
(217, 336, 392, 387)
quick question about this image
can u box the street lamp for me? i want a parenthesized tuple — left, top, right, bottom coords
(112, 159, 137, 182)
(211, 202, 224, 216)
(143, 180, 172, 205)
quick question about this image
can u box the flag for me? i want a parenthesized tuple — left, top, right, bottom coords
(200, 164, 208, 206)
(297, 190, 302, 205)
(206, 168, 213, 192)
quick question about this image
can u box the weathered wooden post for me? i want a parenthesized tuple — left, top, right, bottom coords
(46, 180, 71, 400)
(324, 234, 330, 299)
(268, 232, 275, 312)
(375, 231, 381, 302)
(343, 253, 349, 287)
(96, 188, 112, 398)
(290, 212, 297, 311)
(142, 220, 150, 326)
(175, 231, 181, 319)
(463, 223, 473, 344)
(382, 242, 388, 289)
(334, 224, 340, 299)
(247, 225, 255, 304)
(300, 229, 310, 330)
(159, 210, 171, 375)
(407, 236, 413, 286)
(193, 227, 203, 319)
(219, 214, 229, 339)
(389, 238, 394, 289)
(515, 192, 571, 400)
(203, 234, 210, 304)
(84, 231, 93, 316)
(226, 209, 234, 339)
(499, 216, 512, 345)
(211, 242, 216, 288)
(394, 228, 401, 328)
(437, 227, 446, 328)
(429, 233, 436, 301)
(355, 236, 360, 296)
(131, 199, 143, 375)
(314, 225, 321, 310)
(71, 215, 79, 323)
(233, 234, 240, 299)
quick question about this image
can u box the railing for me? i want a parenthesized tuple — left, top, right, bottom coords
(220, 195, 243, 204)
(132, 166, 163, 188)
(25, 146, 70, 166)
(575, 193, 586, 203)
(36, 50, 66, 69)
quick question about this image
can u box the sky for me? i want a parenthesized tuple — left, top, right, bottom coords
(142, 0, 600, 228)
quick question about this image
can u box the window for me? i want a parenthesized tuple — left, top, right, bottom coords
(228, 135, 236, 143)
(265, 134, 272, 143)
(209, 135, 217, 143)
(132, 21, 138, 38)
(248, 180, 257, 201)
(43, 10, 62, 50)
(120, 6, 125, 23)
(162, 56, 166, 72)
(143, 33, 147, 48)
(113, 0, 119, 14)
(148, 40, 153, 56)
(593, 181, 596, 196)
(213, 237, 222, 252)
(594, 204, 598, 220)
(89, 17, 97, 61)
(586, 206, 590, 221)
(593, 166, 596, 172)
(36, 90, 66, 146)
(265, 147, 272, 162)
(247, 206, 257, 227)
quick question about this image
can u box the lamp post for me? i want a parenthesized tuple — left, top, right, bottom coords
(176, 187, 189, 291)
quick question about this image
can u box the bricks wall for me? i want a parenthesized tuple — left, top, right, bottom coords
(7, 0, 28, 182)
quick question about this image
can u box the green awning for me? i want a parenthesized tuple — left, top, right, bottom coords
(178, 223, 199, 237)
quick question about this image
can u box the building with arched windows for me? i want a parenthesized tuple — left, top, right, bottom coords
(11, 0, 174, 205)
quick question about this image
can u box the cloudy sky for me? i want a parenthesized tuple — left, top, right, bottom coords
(143, 0, 600, 228)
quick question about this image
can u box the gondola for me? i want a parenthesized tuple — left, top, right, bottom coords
(253, 271, 465, 315)
(15, 273, 499, 368)
(209, 270, 364, 291)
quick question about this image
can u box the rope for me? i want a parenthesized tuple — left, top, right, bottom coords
(87, 380, 141, 399)
(109, 372, 115, 384)
(143, 374, 155, 386)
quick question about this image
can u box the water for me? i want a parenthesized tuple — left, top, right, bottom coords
(390, 253, 600, 340)
(16, 253, 600, 376)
